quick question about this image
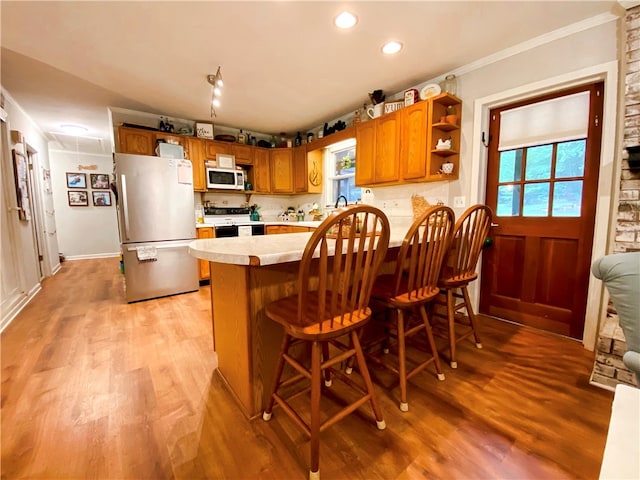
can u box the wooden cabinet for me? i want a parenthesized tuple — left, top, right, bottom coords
(293, 145, 308, 193)
(117, 127, 154, 155)
(186, 137, 206, 191)
(231, 144, 253, 165)
(196, 227, 214, 280)
(375, 112, 401, 183)
(270, 149, 294, 193)
(355, 121, 376, 185)
(204, 140, 231, 159)
(427, 94, 461, 180)
(401, 101, 428, 180)
(355, 113, 400, 186)
(253, 148, 271, 193)
(266, 225, 313, 234)
(356, 93, 461, 186)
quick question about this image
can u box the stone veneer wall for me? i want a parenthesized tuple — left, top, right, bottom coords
(590, 4, 640, 390)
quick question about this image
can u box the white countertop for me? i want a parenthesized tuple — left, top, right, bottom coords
(195, 220, 323, 229)
(189, 222, 410, 266)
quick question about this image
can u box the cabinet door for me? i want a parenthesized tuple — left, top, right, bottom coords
(374, 112, 400, 183)
(355, 121, 376, 186)
(231, 144, 253, 165)
(293, 146, 308, 193)
(118, 127, 154, 155)
(270, 149, 294, 193)
(401, 102, 428, 180)
(196, 227, 214, 280)
(204, 140, 231, 159)
(186, 137, 206, 191)
(253, 148, 271, 193)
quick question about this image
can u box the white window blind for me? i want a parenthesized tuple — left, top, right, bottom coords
(498, 91, 589, 151)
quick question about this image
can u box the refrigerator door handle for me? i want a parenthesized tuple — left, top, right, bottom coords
(120, 174, 130, 240)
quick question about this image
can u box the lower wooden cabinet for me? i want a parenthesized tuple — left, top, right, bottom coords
(266, 225, 313, 234)
(196, 227, 214, 280)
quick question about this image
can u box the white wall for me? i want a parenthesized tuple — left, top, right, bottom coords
(446, 18, 620, 348)
(1, 89, 60, 330)
(49, 151, 120, 259)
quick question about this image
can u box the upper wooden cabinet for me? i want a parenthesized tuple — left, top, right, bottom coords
(375, 112, 401, 184)
(117, 127, 154, 155)
(204, 140, 231, 159)
(355, 113, 400, 186)
(293, 145, 308, 193)
(231, 144, 253, 165)
(270, 149, 294, 193)
(355, 121, 376, 186)
(427, 94, 461, 180)
(356, 93, 461, 186)
(401, 101, 428, 180)
(186, 137, 206, 191)
(253, 148, 271, 193)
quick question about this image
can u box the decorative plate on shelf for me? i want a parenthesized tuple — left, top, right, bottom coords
(420, 83, 442, 100)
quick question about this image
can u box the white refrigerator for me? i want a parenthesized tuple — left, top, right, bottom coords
(114, 153, 198, 303)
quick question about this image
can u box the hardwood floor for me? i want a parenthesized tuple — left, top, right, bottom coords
(2, 258, 613, 479)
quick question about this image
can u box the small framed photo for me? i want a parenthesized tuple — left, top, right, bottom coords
(92, 191, 112, 207)
(90, 173, 110, 190)
(66, 172, 86, 189)
(68, 190, 89, 206)
(196, 122, 214, 139)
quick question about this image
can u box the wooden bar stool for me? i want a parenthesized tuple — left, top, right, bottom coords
(262, 205, 390, 480)
(436, 204, 493, 368)
(365, 205, 454, 412)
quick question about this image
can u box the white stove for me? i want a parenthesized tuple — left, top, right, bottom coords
(204, 207, 264, 237)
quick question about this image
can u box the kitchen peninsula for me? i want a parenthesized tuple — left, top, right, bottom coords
(189, 226, 407, 418)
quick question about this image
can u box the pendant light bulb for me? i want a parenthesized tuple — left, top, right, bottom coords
(214, 87, 222, 96)
(212, 97, 221, 108)
(216, 77, 223, 88)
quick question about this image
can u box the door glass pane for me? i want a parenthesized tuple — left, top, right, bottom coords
(499, 150, 522, 182)
(523, 182, 550, 216)
(497, 185, 521, 216)
(556, 140, 585, 178)
(552, 180, 583, 217)
(525, 144, 552, 180)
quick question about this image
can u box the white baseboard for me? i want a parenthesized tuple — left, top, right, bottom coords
(65, 253, 120, 261)
(0, 283, 42, 333)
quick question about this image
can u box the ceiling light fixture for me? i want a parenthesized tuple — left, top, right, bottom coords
(334, 11, 357, 29)
(207, 66, 224, 117)
(382, 41, 403, 55)
(60, 124, 88, 135)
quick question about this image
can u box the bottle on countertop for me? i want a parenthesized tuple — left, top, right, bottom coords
(270, 135, 277, 148)
(294, 132, 302, 147)
(237, 129, 246, 144)
(307, 132, 314, 144)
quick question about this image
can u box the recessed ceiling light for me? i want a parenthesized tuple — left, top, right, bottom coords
(334, 11, 358, 29)
(60, 124, 88, 135)
(382, 41, 403, 55)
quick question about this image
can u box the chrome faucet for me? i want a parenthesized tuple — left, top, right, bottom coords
(334, 195, 348, 208)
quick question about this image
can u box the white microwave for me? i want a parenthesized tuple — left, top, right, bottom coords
(206, 167, 244, 190)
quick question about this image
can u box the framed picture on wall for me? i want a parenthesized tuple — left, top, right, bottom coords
(68, 190, 88, 206)
(92, 191, 111, 207)
(90, 173, 110, 190)
(66, 172, 86, 189)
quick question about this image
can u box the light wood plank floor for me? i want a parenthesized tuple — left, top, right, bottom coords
(2, 258, 613, 479)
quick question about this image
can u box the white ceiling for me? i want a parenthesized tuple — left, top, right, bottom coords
(1, 1, 622, 155)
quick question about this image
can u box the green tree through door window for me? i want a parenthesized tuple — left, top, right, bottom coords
(496, 139, 586, 217)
